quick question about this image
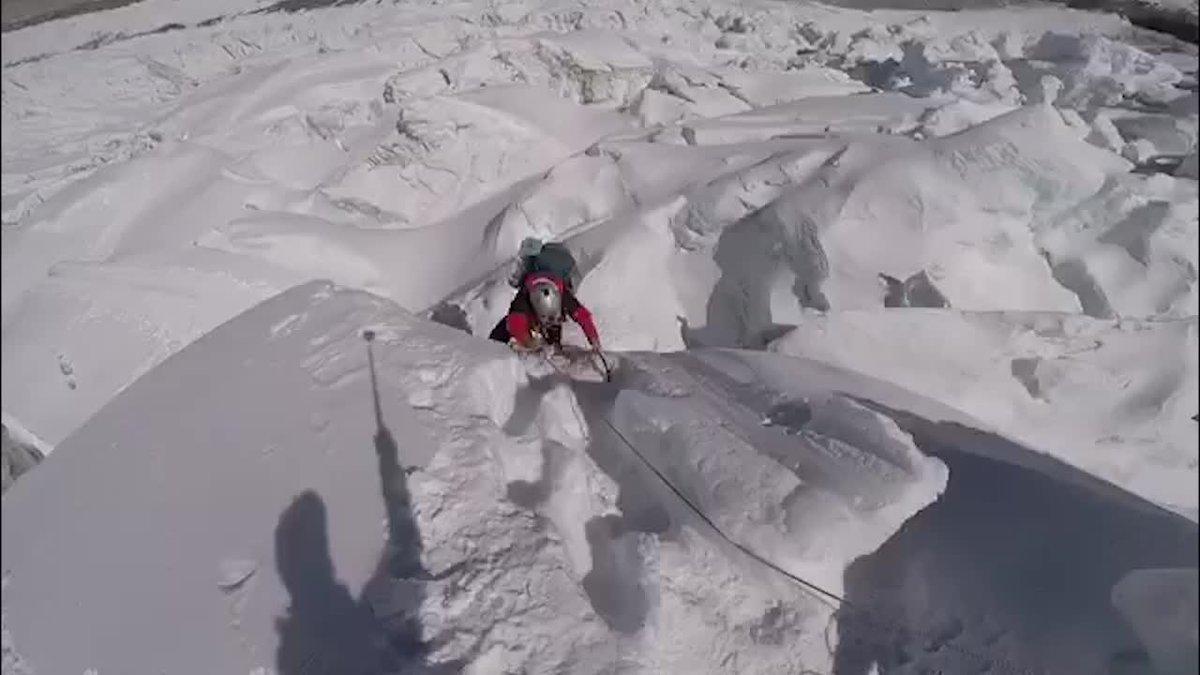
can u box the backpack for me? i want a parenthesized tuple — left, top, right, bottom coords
(511, 240, 578, 289)
(528, 242, 577, 286)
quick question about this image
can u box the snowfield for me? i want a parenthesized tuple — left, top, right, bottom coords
(3, 281, 1194, 674)
(2, 0, 1197, 673)
(0, 281, 945, 674)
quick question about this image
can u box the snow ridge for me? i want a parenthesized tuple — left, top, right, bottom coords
(1, 0, 1197, 673)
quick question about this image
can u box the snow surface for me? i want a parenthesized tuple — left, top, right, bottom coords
(770, 310, 1200, 519)
(3, 281, 1195, 674)
(1, 281, 945, 673)
(1111, 567, 1200, 674)
(2, 0, 1198, 672)
(0, 415, 43, 494)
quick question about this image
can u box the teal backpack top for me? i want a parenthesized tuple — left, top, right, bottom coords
(514, 238, 578, 289)
(529, 242, 577, 285)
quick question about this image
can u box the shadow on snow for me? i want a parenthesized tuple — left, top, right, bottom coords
(833, 402, 1198, 674)
(273, 337, 459, 674)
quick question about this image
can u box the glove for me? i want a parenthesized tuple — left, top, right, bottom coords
(510, 331, 544, 353)
(509, 338, 534, 353)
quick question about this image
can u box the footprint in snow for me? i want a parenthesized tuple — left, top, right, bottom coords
(58, 355, 76, 390)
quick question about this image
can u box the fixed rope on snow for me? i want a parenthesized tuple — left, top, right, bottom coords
(529, 352, 1037, 674)
(527, 342, 611, 382)
(598, 414, 1036, 674)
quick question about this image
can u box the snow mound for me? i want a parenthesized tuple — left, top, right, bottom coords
(483, 152, 635, 254)
(611, 350, 948, 593)
(1111, 567, 1199, 674)
(1, 417, 43, 494)
(717, 68, 873, 107)
(1027, 32, 1186, 109)
(8, 281, 1191, 674)
(0, 1, 1196, 670)
(0, 0, 1193, 523)
(1043, 171, 1199, 319)
(382, 31, 655, 109)
(1, 249, 304, 446)
(327, 84, 630, 228)
(0, 281, 946, 674)
(468, 101, 1183, 357)
(770, 309, 1199, 520)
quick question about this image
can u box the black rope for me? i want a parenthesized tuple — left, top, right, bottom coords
(600, 414, 1040, 674)
(558, 362, 1039, 675)
(536, 350, 844, 601)
(531, 347, 1036, 672)
(600, 413, 847, 605)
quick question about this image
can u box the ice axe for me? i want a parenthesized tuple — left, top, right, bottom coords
(593, 347, 613, 383)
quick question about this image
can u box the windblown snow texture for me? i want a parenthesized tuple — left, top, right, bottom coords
(2, 282, 1196, 674)
(1, 0, 1197, 673)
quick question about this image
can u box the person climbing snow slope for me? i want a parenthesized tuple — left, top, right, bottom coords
(488, 238, 601, 352)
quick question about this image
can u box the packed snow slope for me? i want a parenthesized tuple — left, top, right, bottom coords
(6, 0, 1195, 515)
(2, 281, 1195, 675)
(0, 281, 938, 674)
(1, 0, 1198, 672)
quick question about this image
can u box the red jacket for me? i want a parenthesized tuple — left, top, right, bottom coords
(506, 272, 600, 347)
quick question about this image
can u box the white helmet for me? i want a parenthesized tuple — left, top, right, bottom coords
(529, 278, 563, 326)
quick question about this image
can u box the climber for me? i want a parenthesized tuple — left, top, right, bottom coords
(488, 237, 601, 352)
